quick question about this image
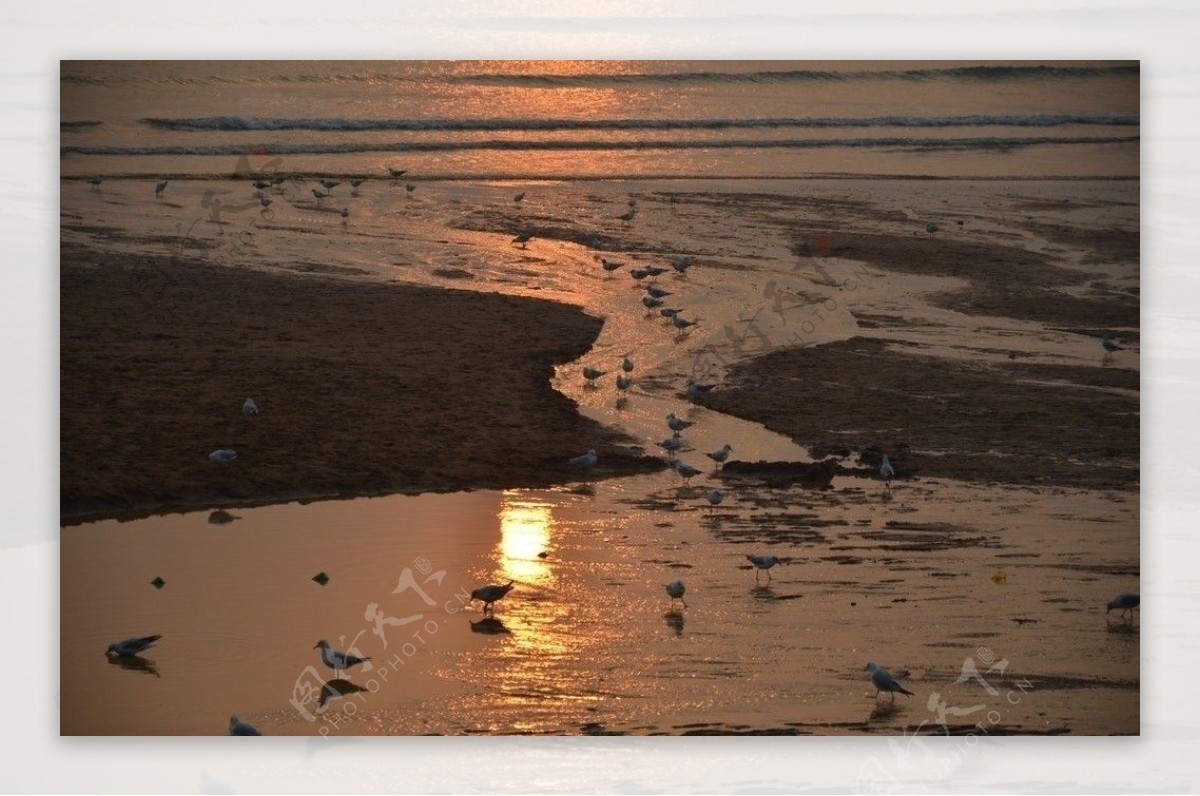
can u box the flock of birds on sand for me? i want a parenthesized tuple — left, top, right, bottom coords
(89, 170, 1137, 731)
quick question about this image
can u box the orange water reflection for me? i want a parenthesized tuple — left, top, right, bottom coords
(497, 492, 554, 586)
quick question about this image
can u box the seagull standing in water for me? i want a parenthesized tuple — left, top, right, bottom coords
(879, 455, 895, 488)
(1102, 336, 1121, 357)
(706, 488, 724, 507)
(1107, 593, 1140, 621)
(89, 177, 103, 191)
(106, 634, 162, 657)
(350, 179, 365, 195)
(601, 258, 624, 274)
(666, 415, 690, 433)
(513, 191, 525, 203)
(642, 295, 664, 309)
(470, 581, 515, 614)
(675, 461, 701, 484)
(707, 444, 733, 468)
(866, 662, 914, 700)
(313, 640, 371, 679)
(405, 183, 417, 197)
(616, 374, 632, 392)
(512, 232, 533, 248)
(621, 356, 634, 374)
(618, 207, 637, 222)
(671, 256, 694, 275)
(746, 554, 781, 582)
(665, 580, 687, 609)
(657, 434, 685, 457)
(155, 180, 168, 198)
(320, 180, 340, 193)
(583, 367, 606, 385)
(243, 398, 258, 416)
(229, 716, 262, 736)
(388, 167, 407, 179)
(672, 314, 699, 332)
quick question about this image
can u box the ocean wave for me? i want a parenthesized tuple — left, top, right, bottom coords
(61, 64, 1139, 88)
(60, 135, 1140, 157)
(138, 114, 1139, 132)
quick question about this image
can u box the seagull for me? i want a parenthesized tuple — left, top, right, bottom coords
(312, 188, 328, 202)
(671, 256, 694, 274)
(925, 222, 939, 235)
(229, 716, 262, 736)
(512, 232, 533, 248)
(1107, 593, 1140, 620)
(1102, 336, 1121, 355)
(618, 208, 637, 221)
(643, 266, 669, 278)
(513, 191, 525, 203)
(260, 197, 272, 208)
(106, 634, 162, 657)
(321, 180, 340, 192)
(746, 554, 781, 582)
(642, 295, 664, 309)
(583, 367, 606, 384)
(601, 258, 624, 273)
(616, 374, 632, 391)
(405, 183, 417, 196)
(387, 167, 407, 178)
(155, 180, 168, 198)
(646, 285, 672, 299)
(569, 449, 598, 468)
(706, 444, 733, 467)
(660, 307, 683, 320)
(253, 180, 271, 192)
(621, 356, 634, 373)
(666, 413, 694, 432)
(880, 455, 895, 487)
(665, 580, 687, 609)
(209, 449, 238, 463)
(243, 398, 259, 416)
(706, 488, 723, 507)
(313, 640, 371, 678)
(89, 177, 103, 191)
(629, 268, 650, 281)
(350, 179, 365, 194)
(685, 381, 716, 399)
(675, 461, 701, 483)
(866, 662, 914, 700)
(470, 581, 515, 614)
(628, 197, 637, 208)
(672, 314, 699, 331)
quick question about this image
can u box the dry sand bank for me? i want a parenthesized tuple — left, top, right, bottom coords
(60, 244, 662, 520)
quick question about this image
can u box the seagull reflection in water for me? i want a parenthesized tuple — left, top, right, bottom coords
(105, 653, 160, 677)
(663, 611, 685, 637)
(317, 678, 368, 713)
(470, 617, 512, 635)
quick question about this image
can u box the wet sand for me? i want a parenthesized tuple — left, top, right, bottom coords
(60, 243, 662, 521)
(60, 176, 1139, 736)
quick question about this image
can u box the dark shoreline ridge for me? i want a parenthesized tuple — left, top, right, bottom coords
(61, 244, 663, 521)
(695, 337, 1138, 491)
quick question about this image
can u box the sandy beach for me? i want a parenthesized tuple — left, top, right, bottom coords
(61, 173, 1139, 738)
(60, 243, 662, 521)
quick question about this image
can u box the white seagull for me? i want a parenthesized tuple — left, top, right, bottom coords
(243, 398, 259, 416)
(470, 580, 516, 614)
(665, 580, 687, 609)
(314, 640, 371, 679)
(879, 455, 895, 487)
(675, 461, 701, 483)
(866, 662, 914, 700)
(706, 444, 733, 467)
(209, 449, 238, 463)
(745, 554, 781, 582)
(569, 449, 598, 468)
(229, 716, 262, 736)
(667, 413, 694, 432)
(106, 634, 162, 657)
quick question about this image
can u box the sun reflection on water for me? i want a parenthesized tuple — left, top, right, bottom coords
(497, 492, 554, 586)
